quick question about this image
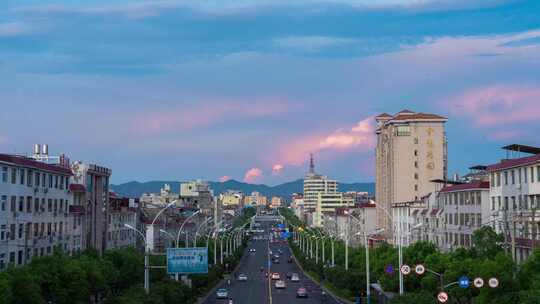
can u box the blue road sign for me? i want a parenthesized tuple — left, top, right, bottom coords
(277, 223, 285, 229)
(385, 265, 394, 275)
(167, 247, 208, 274)
(459, 276, 470, 289)
(281, 231, 290, 239)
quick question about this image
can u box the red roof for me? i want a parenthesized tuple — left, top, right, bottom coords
(0, 154, 72, 175)
(440, 181, 489, 193)
(398, 109, 415, 114)
(391, 113, 447, 121)
(487, 154, 540, 172)
(69, 184, 86, 192)
(375, 113, 392, 119)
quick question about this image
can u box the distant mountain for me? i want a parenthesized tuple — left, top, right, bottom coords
(111, 179, 375, 199)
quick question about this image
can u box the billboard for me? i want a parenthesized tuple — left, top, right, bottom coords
(167, 247, 208, 274)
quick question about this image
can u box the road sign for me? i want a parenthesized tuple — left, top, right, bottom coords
(400, 264, 411, 275)
(385, 265, 394, 275)
(415, 264, 426, 275)
(437, 291, 449, 303)
(167, 247, 208, 274)
(488, 277, 499, 288)
(458, 276, 470, 289)
(473, 277, 484, 288)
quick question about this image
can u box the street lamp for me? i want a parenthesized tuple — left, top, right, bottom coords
(176, 210, 201, 246)
(355, 228, 385, 304)
(124, 224, 149, 294)
(159, 229, 176, 247)
(194, 217, 213, 247)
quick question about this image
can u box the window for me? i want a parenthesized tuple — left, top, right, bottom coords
(10, 196, 15, 212)
(47, 199, 52, 212)
(414, 173, 419, 179)
(504, 197, 509, 210)
(511, 170, 515, 184)
(532, 167, 535, 183)
(491, 197, 495, 210)
(414, 185, 418, 191)
(19, 169, 25, 185)
(414, 137, 419, 144)
(48, 174, 53, 188)
(396, 125, 411, 136)
(10, 168, 16, 184)
(18, 224, 23, 239)
(18, 197, 24, 212)
(26, 197, 32, 213)
(60, 176, 64, 190)
(414, 150, 418, 157)
(0, 196, 6, 211)
(414, 161, 418, 168)
(1, 167, 7, 182)
(504, 171, 508, 185)
(34, 198, 39, 214)
(27, 170, 33, 187)
(497, 172, 501, 186)
(54, 175, 58, 188)
(35, 172, 40, 187)
(537, 166, 540, 182)
(524, 167, 528, 183)
(512, 196, 516, 210)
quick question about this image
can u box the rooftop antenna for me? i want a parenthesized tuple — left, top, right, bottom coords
(309, 153, 315, 174)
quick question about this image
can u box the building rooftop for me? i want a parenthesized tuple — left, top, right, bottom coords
(0, 153, 73, 175)
(440, 181, 490, 193)
(487, 154, 540, 172)
(375, 110, 447, 124)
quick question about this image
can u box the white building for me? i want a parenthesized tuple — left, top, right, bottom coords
(106, 193, 138, 250)
(303, 154, 338, 211)
(314, 193, 353, 227)
(487, 144, 540, 263)
(0, 152, 73, 270)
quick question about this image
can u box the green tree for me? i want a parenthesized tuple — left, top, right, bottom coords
(472, 226, 504, 259)
(389, 290, 434, 304)
(0, 273, 13, 304)
(8, 268, 45, 304)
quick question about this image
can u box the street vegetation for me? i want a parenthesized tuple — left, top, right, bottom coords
(279, 208, 540, 304)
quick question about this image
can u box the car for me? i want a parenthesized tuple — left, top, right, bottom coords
(291, 273, 300, 282)
(269, 250, 273, 255)
(271, 273, 280, 280)
(273, 258, 280, 264)
(296, 287, 308, 298)
(249, 248, 256, 253)
(278, 249, 283, 254)
(216, 288, 229, 299)
(287, 256, 293, 263)
(275, 280, 286, 289)
(286, 272, 293, 279)
(273, 254, 280, 259)
(238, 274, 248, 281)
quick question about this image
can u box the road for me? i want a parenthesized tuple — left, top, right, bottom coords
(203, 221, 341, 304)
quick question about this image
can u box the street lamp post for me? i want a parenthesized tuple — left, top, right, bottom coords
(194, 217, 213, 247)
(125, 224, 149, 294)
(355, 228, 385, 304)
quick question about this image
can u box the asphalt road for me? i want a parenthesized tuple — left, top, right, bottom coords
(203, 221, 341, 304)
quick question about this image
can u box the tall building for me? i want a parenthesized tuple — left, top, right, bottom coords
(314, 192, 353, 227)
(303, 154, 338, 211)
(375, 110, 447, 239)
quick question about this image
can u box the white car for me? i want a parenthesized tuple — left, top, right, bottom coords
(291, 273, 300, 282)
(216, 288, 228, 299)
(238, 274, 248, 281)
(249, 248, 256, 253)
(271, 273, 281, 280)
(275, 280, 286, 289)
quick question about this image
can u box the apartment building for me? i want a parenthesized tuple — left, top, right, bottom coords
(220, 190, 244, 207)
(375, 110, 447, 239)
(438, 181, 490, 251)
(106, 193, 138, 250)
(270, 196, 283, 209)
(487, 145, 540, 263)
(70, 161, 112, 255)
(243, 191, 267, 207)
(0, 153, 73, 270)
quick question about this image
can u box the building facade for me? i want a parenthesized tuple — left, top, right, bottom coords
(0, 153, 73, 270)
(487, 146, 540, 263)
(106, 193, 138, 250)
(303, 155, 338, 211)
(375, 110, 447, 239)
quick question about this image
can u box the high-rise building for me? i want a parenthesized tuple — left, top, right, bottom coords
(375, 110, 447, 239)
(303, 154, 338, 211)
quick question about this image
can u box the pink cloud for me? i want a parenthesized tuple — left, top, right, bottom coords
(243, 167, 263, 183)
(135, 100, 291, 134)
(447, 85, 540, 126)
(445, 85, 540, 140)
(272, 164, 284, 175)
(271, 116, 376, 167)
(219, 175, 231, 182)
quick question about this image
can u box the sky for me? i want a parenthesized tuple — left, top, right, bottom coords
(1, 0, 540, 185)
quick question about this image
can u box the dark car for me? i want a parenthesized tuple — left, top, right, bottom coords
(287, 256, 293, 263)
(286, 272, 293, 279)
(273, 258, 280, 264)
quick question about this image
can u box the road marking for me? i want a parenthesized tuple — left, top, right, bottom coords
(267, 226, 272, 304)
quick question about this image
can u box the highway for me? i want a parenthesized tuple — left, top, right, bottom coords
(203, 220, 341, 304)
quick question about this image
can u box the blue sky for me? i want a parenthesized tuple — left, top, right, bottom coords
(1, 0, 540, 185)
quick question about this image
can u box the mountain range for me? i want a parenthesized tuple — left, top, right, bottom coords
(110, 179, 375, 199)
